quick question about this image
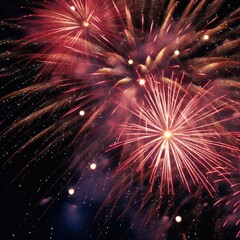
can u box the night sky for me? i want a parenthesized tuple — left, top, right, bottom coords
(0, 1, 239, 240)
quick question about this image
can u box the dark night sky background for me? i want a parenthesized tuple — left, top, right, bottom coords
(0, 1, 239, 240)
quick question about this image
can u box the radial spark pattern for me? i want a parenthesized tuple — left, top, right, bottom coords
(111, 75, 239, 195)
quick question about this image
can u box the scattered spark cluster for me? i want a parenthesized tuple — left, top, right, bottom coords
(0, 0, 239, 239)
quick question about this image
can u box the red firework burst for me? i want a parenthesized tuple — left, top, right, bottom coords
(110, 74, 240, 196)
(22, 0, 124, 76)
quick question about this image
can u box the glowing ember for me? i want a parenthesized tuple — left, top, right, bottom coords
(68, 188, 75, 195)
(203, 34, 209, 40)
(70, 6, 76, 11)
(175, 216, 182, 223)
(138, 79, 146, 86)
(128, 59, 134, 65)
(174, 50, 180, 56)
(79, 110, 85, 116)
(90, 163, 97, 170)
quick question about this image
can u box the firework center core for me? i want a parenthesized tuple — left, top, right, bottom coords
(163, 131, 172, 139)
(82, 21, 89, 28)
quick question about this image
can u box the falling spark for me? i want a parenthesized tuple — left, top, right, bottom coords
(68, 188, 75, 195)
(79, 110, 85, 116)
(175, 216, 182, 223)
(203, 34, 209, 40)
(138, 78, 146, 86)
(90, 163, 97, 170)
(174, 50, 180, 56)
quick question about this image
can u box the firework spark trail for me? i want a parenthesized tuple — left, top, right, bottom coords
(110, 74, 240, 196)
(215, 181, 240, 238)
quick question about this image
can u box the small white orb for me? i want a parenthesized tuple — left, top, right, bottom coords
(203, 34, 209, 40)
(174, 50, 180, 56)
(70, 6, 76, 11)
(79, 110, 85, 116)
(68, 188, 75, 195)
(128, 59, 134, 65)
(175, 215, 182, 223)
(138, 78, 146, 86)
(90, 163, 97, 170)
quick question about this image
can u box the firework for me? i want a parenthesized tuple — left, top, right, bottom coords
(20, 0, 125, 77)
(109, 74, 240, 196)
(0, 0, 240, 239)
(4, 0, 237, 143)
(14, 0, 239, 85)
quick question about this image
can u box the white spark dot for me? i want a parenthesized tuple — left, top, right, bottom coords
(79, 110, 85, 116)
(70, 6, 75, 11)
(174, 50, 180, 56)
(203, 34, 209, 40)
(90, 163, 97, 170)
(138, 78, 146, 86)
(175, 216, 182, 223)
(68, 188, 75, 195)
(128, 59, 134, 65)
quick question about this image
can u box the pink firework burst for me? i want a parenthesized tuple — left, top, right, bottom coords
(22, 0, 124, 76)
(110, 74, 240, 196)
(17, 0, 240, 85)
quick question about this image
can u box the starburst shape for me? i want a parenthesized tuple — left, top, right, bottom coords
(111, 74, 240, 195)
